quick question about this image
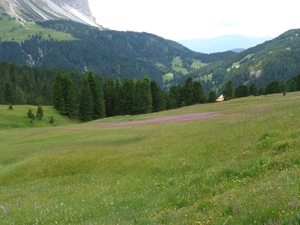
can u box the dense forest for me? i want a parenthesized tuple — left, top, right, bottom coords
(1, 60, 300, 122)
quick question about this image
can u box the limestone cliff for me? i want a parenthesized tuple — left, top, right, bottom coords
(0, 0, 99, 27)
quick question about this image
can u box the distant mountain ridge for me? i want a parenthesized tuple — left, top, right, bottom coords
(0, 0, 99, 27)
(178, 35, 273, 53)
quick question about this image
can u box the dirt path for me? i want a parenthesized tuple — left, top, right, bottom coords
(106, 112, 221, 127)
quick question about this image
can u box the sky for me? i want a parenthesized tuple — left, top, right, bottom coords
(88, 0, 300, 41)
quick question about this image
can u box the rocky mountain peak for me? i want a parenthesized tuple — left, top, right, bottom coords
(0, 0, 100, 27)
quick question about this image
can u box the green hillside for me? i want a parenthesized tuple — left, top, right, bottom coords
(186, 29, 300, 93)
(0, 105, 77, 129)
(1, 93, 300, 224)
(0, 16, 75, 43)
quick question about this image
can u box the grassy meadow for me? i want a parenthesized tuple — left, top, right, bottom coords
(1, 93, 300, 224)
(0, 16, 75, 43)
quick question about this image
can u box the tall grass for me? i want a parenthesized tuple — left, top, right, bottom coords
(0, 93, 300, 224)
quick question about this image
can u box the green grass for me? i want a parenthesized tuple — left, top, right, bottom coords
(0, 105, 77, 129)
(172, 57, 189, 75)
(1, 93, 300, 224)
(191, 59, 207, 70)
(162, 72, 174, 82)
(0, 16, 75, 43)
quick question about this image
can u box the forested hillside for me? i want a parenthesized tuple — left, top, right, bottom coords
(186, 29, 300, 94)
(0, 19, 233, 87)
(1, 17, 300, 97)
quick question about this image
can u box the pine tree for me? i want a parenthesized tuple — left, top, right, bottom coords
(150, 80, 165, 112)
(4, 82, 15, 104)
(104, 78, 116, 117)
(208, 90, 217, 103)
(132, 80, 142, 115)
(114, 79, 125, 115)
(0, 86, 5, 104)
(36, 104, 44, 120)
(122, 78, 134, 115)
(78, 78, 94, 122)
(27, 108, 35, 122)
(52, 72, 66, 114)
(182, 76, 193, 106)
(190, 81, 206, 104)
(140, 76, 152, 114)
(86, 71, 105, 119)
(223, 80, 234, 101)
(64, 78, 78, 118)
(248, 83, 258, 96)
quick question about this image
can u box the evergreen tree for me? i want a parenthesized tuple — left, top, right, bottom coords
(169, 85, 181, 108)
(223, 80, 234, 100)
(248, 83, 258, 96)
(0, 86, 5, 104)
(132, 80, 142, 115)
(166, 93, 177, 110)
(139, 76, 152, 114)
(52, 72, 66, 114)
(190, 80, 206, 104)
(8, 103, 13, 110)
(122, 78, 135, 115)
(49, 116, 54, 124)
(234, 84, 248, 98)
(114, 79, 125, 115)
(86, 71, 105, 119)
(15, 86, 26, 104)
(27, 108, 35, 122)
(104, 77, 116, 117)
(208, 90, 217, 103)
(64, 78, 78, 118)
(150, 80, 166, 112)
(288, 80, 296, 92)
(296, 74, 300, 91)
(36, 104, 44, 120)
(4, 82, 15, 104)
(182, 76, 193, 105)
(78, 78, 94, 122)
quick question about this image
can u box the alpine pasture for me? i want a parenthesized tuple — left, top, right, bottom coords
(1, 93, 300, 224)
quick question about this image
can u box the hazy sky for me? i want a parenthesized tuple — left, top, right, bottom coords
(88, 0, 300, 41)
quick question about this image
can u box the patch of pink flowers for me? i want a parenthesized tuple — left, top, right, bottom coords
(106, 112, 220, 127)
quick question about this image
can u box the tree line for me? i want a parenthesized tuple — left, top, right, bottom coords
(2, 58, 300, 122)
(51, 71, 214, 122)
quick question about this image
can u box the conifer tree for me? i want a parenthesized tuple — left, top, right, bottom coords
(132, 80, 142, 115)
(52, 72, 66, 114)
(27, 108, 35, 122)
(78, 78, 94, 122)
(86, 71, 105, 119)
(114, 79, 125, 115)
(64, 78, 78, 118)
(36, 104, 43, 120)
(223, 80, 234, 100)
(150, 80, 165, 112)
(140, 76, 152, 114)
(0, 87, 5, 104)
(248, 83, 258, 96)
(104, 77, 116, 117)
(182, 76, 193, 106)
(208, 90, 217, 103)
(122, 78, 134, 115)
(190, 81, 206, 104)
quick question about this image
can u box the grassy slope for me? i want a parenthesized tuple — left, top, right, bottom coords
(1, 93, 300, 224)
(0, 105, 77, 129)
(0, 16, 75, 42)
